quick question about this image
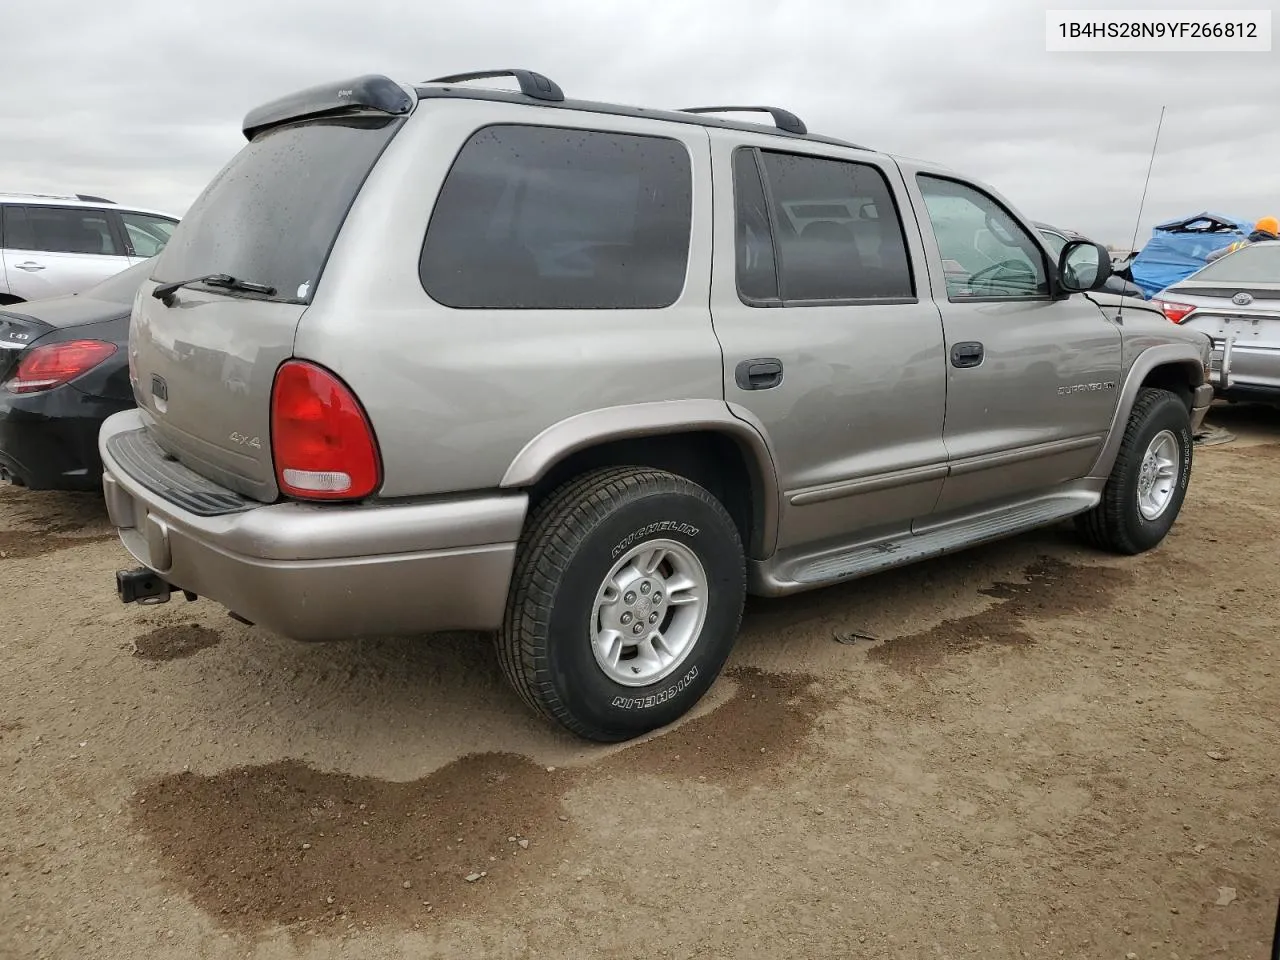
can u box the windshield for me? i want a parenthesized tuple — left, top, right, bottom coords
(1193, 243, 1280, 284)
(152, 115, 404, 303)
(83, 258, 158, 304)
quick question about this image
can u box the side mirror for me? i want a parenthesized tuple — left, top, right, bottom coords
(1058, 239, 1113, 293)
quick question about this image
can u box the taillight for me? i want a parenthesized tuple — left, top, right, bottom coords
(270, 359, 380, 501)
(4, 340, 117, 393)
(1155, 300, 1196, 323)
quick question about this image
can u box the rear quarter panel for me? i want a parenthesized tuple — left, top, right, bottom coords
(296, 99, 725, 499)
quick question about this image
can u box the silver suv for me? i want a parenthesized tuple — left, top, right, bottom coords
(100, 70, 1214, 742)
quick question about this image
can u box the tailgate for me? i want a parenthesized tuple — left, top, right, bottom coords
(130, 108, 407, 503)
(130, 291, 305, 502)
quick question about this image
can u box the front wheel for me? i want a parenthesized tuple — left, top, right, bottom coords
(1076, 387, 1193, 555)
(497, 466, 746, 742)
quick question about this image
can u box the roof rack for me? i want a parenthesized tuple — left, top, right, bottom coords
(679, 105, 807, 136)
(410, 73, 871, 150)
(424, 69, 564, 102)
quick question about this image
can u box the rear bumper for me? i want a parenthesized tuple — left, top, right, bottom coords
(0, 386, 129, 491)
(99, 409, 526, 641)
(1209, 338, 1280, 400)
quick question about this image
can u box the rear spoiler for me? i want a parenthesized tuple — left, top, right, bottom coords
(241, 74, 414, 141)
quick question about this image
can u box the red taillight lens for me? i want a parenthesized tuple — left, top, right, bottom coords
(1156, 300, 1196, 323)
(4, 339, 117, 393)
(270, 359, 380, 501)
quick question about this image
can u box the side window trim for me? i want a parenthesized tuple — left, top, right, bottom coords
(731, 145, 783, 308)
(916, 173, 1053, 304)
(105, 210, 131, 259)
(737, 146, 919, 308)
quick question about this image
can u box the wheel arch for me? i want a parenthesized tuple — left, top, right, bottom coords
(500, 400, 782, 559)
(1089, 345, 1206, 480)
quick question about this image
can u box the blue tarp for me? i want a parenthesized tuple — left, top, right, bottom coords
(1129, 212, 1253, 298)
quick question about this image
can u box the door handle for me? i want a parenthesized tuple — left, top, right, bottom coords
(950, 341, 984, 368)
(735, 358, 784, 390)
(14, 261, 46, 272)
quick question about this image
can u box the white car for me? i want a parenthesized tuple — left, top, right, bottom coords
(0, 193, 179, 304)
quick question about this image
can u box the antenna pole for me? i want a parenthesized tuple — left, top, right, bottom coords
(1129, 106, 1166, 258)
(1113, 105, 1165, 319)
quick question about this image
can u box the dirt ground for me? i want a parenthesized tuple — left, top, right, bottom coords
(1, 405, 1277, 960)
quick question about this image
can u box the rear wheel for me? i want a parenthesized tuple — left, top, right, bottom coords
(1076, 387, 1192, 554)
(497, 466, 746, 742)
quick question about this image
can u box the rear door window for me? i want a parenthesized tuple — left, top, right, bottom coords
(152, 115, 404, 303)
(420, 124, 693, 309)
(733, 149, 915, 304)
(2, 205, 120, 256)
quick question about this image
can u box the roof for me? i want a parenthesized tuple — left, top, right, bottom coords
(0, 192, 180, 220)
(0, 191, 113, 205)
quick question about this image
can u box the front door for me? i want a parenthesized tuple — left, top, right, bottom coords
(0, 205, 131, 300)
(899, 164, 1122, 517)
(708, 131, 949, 556)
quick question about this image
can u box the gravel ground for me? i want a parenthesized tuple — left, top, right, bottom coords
(1, 405, 1277, 960)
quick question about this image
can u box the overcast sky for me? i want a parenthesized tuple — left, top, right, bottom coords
(6, 0, 1278, 247)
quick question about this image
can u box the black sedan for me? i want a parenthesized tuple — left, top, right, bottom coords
(0, 258, 151, 491)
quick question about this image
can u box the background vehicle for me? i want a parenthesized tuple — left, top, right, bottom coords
(0, 258, 151, 490)
(0, 193, 178, 304)
(100, 70, 1214, 743)
(1037, 221, 1167, 324)
(1037, 222, 1146, 299)
(1153, 240, 1280, 404)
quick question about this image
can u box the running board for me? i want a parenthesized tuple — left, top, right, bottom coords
(751, 491, 1099, 596)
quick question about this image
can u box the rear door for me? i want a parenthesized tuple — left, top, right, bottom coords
(0, 204, 131, 300)
(899, 164, 1122, 517)
(708, 131, 949, 555)
(130, 112, 407, 502)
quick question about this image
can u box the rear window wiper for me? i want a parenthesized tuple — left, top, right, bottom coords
(152, 273, 278, 303)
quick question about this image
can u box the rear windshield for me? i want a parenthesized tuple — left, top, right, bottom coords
(152, 115, 403, 303)
(1194, 242, 1280, 284)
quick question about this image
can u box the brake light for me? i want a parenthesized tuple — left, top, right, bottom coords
(1156, 300, 1196, 323)
(270, 359, 380, 501)
(4, 340, 117, 393)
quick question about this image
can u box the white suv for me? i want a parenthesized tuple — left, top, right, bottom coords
(0, 193, 180, 304)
